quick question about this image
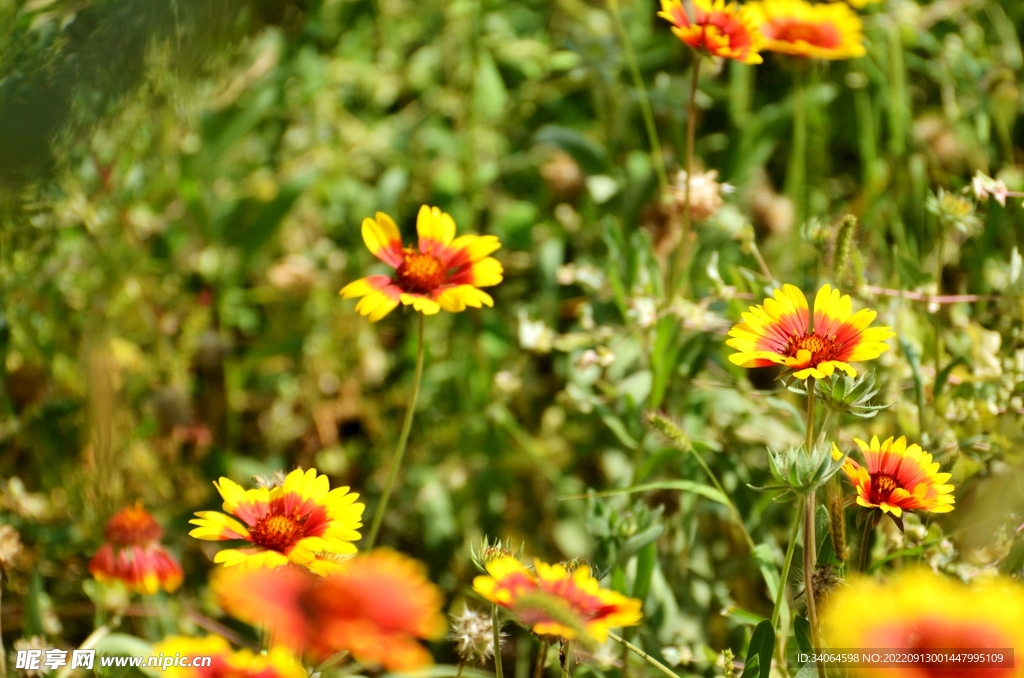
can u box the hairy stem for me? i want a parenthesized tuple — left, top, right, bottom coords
(366, 313, 426, 549)
(803, 381, 824, 678)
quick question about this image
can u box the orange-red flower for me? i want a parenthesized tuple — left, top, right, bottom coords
(213, 549, 447, 671)
(340, 206, 503, 322)
(473, 557, 642, 643)
(833, 436, 955, 518)
(823, 569, 1024, 678)
(152, 635, 305, 678)
(727, 284, 894, 380)
(748, 0, 866, 59)
(189, 468, 364, 575)
(89, 503, 183, 595)
(658, 0, 764, 64)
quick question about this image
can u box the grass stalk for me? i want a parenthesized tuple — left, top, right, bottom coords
(770, 496, 804, 628)
(609, 632, 682, 678)
(786, 66, 808, 234)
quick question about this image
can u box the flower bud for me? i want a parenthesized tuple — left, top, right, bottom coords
(767, 443, 845, 498)
(470, 537, 524, 572)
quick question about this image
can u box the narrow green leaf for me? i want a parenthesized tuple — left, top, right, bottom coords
(600, 413, 640, 450)
(794, 615, 812, 654)
(561, 480, 729, 507)
(741, 619, 775, 678)
(632, 541, 657, 604)
(934, 356, 967, 399)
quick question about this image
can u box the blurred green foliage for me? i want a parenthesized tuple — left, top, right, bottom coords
(3, 0, 1024, 673)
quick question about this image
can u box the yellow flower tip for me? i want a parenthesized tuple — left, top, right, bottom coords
(476, 556, 642, 642)
(836, 434, 955, 518)
(341, 206, 503, 321)
(658, 0, 764, 64)
(153, 636, 306, 678)
(193, 469, 364, 575)
(727, 283, 890, 381)
(749, 0, 866, 60)
(823, 569, 1024, 660)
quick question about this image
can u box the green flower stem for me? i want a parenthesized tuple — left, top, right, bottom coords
(817, 393, 848, 563)
(858, 513, 876, 573)
(608, 632, 682, 678)
(805, 377, 816, 456)
(803, 380, 825, 678)
(533, 638, 550, 678)
(673, 55, 703, 294)
(608, 0, 669, 200)
(492, 603, 504, 678)
(804, 496, 824, 678)
(770, 496, 804, 628)
(365, 313, 426, 550)
(786, 66, 808, 234)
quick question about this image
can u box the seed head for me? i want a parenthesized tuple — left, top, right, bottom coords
(450, 605, 504, 666)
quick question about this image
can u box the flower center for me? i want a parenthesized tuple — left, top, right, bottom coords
(785, 332, 839, 364)
(105, 504, 163, 545)
(250, 513, 306, 553)
(870, 473, 900, 503)
(396, 252, 446, 294)
(766, 19, 841, 49)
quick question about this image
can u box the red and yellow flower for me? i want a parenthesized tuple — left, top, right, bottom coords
(658, 0, 764, 64)
(89, 503, 183, 595)
(473, 557, 642, 643)
(833, 436, 955, 518)
(727, 284, 894, 380)
(152, 635, 305, 678)
(190, 468, 364, 575)
(748, 0, 866, 59)
(212, 549, 447, 671)
(340, 206, 503, 322)
(823, 569, 1024, 677)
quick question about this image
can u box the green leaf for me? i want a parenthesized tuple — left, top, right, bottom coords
(815, 504, 837, 566)
(934, 356, 967, 399)
(721, 606, 765, 627)
(221, 172, 317, 263)
(617, 523, 665, 567)
(24, 570, 43, 637)
(649, 316, 682, 411)
(741, 619, 775, 678)
(752, 544, 784, 613)
(794, 615, 812, 654)
(632, 541, 657, 603)
(600, 412, 640, 450)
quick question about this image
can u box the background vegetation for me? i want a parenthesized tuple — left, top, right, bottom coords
(2, 0, 1024, 674)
